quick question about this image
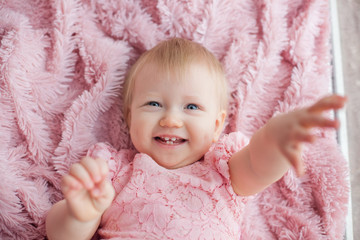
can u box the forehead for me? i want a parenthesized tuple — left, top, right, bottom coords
(134, 60, 218, 88)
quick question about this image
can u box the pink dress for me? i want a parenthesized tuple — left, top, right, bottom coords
(87, 132, 251, 239)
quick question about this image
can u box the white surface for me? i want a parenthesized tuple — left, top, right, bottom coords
(330, 0, 355, 239)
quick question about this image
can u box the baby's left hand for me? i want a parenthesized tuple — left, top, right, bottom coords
(265, 95, 346, 176)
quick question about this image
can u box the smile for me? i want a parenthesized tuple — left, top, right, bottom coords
(155, 136, 186, 145)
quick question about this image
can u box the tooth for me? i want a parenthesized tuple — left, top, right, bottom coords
(164, 137, 170, 141)
(171, 137, 176, 141)
(166, 141, 173, 145)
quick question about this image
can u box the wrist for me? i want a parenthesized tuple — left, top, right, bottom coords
(249, 124, 290, 179)
(66, 199, 104, 223)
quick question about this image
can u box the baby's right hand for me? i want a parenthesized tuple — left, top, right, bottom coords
(61, 157, 115, 222)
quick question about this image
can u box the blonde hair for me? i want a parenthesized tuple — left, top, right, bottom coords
(123, 38, 228, 122)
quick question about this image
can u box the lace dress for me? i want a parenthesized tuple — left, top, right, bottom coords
(87, 132, 251, 239)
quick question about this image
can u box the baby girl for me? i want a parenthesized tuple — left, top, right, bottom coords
(46, 38, 346, 239)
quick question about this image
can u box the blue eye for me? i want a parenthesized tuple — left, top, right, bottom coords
(148, 101, 161, 107)
(186, 104, 199, 110)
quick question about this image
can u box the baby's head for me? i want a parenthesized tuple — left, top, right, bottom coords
(124, 38, 228, 121)
(123, 38, 228, 169)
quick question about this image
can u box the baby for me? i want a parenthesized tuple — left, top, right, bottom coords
(46, 38, 346, 239)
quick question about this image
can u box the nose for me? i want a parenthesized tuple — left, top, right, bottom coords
(159, 111, 183, 128)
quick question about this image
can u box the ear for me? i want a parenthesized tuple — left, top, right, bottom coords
(212, 110, 226, 142)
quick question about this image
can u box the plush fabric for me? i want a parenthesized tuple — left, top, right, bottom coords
(0, 0, 349, 239)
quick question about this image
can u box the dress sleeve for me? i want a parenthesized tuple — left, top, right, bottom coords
(86, 142, 120, 181)
(205, 132, 251, 200)
(208, 132, 249, 180)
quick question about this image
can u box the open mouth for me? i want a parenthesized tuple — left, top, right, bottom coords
(155, 136, 187, 145)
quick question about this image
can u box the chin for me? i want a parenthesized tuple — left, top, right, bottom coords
(154, 158, 186, 169)
(158, 161, 181, 169)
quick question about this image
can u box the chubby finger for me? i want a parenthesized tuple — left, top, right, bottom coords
(89, 163, 111, 199)
(69, 162, 94, 190)
(308, 95, 347, 113)
(90, 178, 114, 199)
(80, 157, 103, 183)
(94, 157, 109, 179)
(294, 161, 305, 177)
(282, 144, 305, 177)
(293, 127, 315, 142)
(90, 180, 116, 213)
(61, 175, 83, 197)
(300, 114, 339, 129)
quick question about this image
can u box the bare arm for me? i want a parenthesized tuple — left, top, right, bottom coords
(46, 157, 115, 240)
(46, 200, 101, 240)
(229, 95, 347, 196)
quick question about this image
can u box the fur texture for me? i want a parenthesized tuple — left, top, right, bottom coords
(0, 0, 349, 239)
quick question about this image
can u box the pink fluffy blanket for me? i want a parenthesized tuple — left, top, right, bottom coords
(0, 0, 349, 239)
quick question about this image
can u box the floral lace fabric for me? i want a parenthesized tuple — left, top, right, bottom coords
(87, 132, 251, 239)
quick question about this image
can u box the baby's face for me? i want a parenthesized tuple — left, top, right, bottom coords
(128, 62, 226, 169)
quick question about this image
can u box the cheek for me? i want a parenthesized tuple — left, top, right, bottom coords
(203, 117, 220, 142)
(129, 127, 141, 149)
(130, 118, 146, 147)
(190, 120, 215, 143)
(129, 114, 157, 149)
